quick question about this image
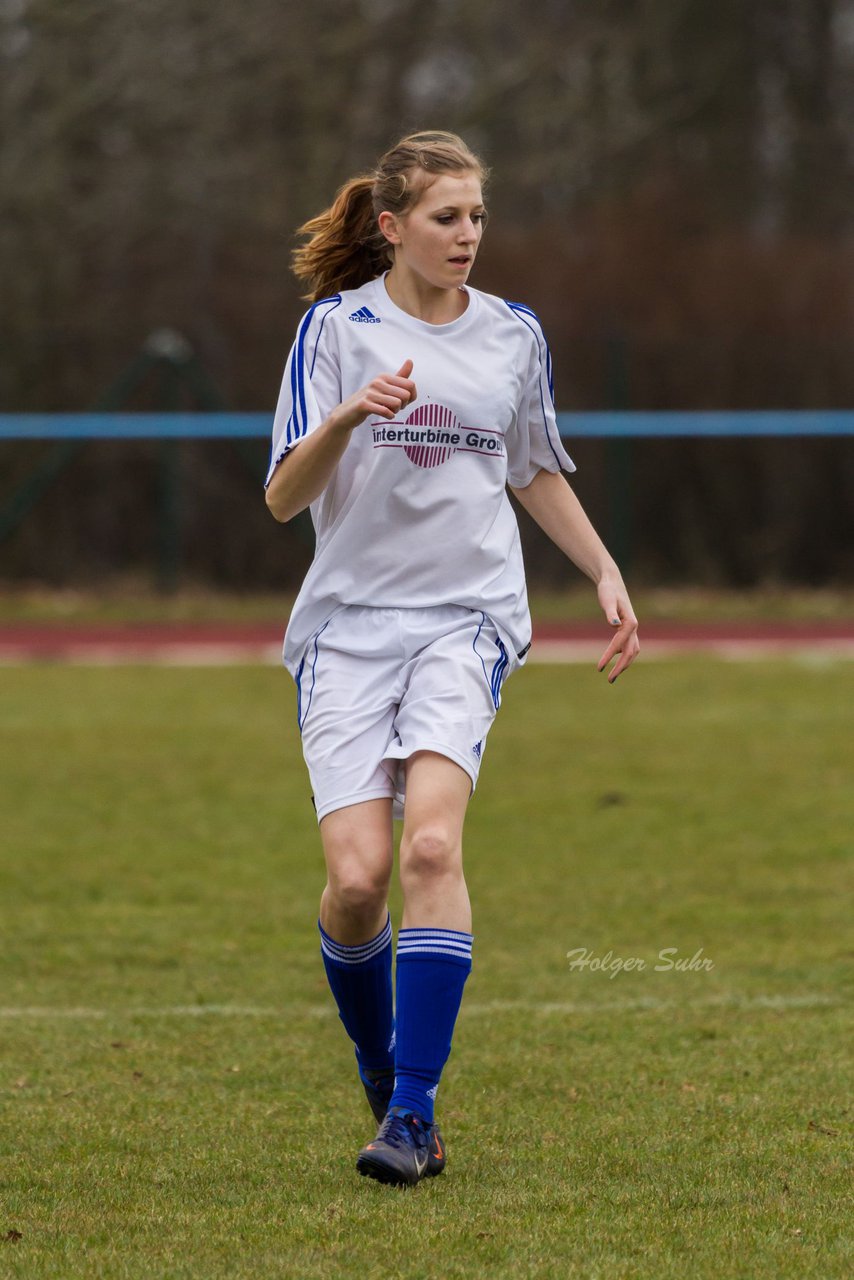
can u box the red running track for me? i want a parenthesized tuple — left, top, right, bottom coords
(1, 619, 853, 663)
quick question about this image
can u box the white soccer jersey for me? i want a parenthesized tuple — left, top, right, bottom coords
(267, 273, 575, 672)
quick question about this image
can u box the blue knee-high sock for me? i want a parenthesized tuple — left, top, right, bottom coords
(319, 915, 395, 1077)
(391, 928, 473, 1123)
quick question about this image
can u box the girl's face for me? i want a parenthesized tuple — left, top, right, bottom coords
(380, 171, 486, 292)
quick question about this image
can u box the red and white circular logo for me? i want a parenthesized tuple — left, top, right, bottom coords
(371, 402, 505, 468)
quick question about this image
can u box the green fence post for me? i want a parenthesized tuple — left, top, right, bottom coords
(152, 348, 186, 595)
(156, 437, 181, 594)
(0, 440, 84, 546)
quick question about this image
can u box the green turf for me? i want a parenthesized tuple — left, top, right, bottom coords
(1, 661, 850, 1278)
(1, 582, 853, 624)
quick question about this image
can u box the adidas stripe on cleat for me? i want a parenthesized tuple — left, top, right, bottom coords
(356, 1107, 445, 1186)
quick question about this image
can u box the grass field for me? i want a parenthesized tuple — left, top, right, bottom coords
(1, 659, 851, 1279)
(1, 582, 853, 625)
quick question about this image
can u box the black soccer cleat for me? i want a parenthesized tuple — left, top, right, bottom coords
(356, 1107, 444, 1187)
(360, 1067, 396, 1125)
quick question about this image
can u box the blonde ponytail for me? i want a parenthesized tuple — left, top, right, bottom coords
(291, 176, 390, 303)
(292, 131, 488, 302)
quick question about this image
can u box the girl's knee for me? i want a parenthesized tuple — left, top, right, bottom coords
(399, 824, 461, 886)
(325, 864, 390, 919)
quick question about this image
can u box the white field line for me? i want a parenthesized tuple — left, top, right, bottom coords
(1, 640, 853, 666)
(0, 992, 840, 1021)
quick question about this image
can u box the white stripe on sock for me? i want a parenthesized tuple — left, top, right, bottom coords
(396, 944, 473, 960)
(396, 928, 473, 961)
(399, 929, 473, 941)
(319, 917, 392, 965)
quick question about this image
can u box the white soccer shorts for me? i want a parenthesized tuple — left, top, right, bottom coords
(292, 604, 515, 822)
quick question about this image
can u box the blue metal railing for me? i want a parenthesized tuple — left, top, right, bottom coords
(2, 410, 850, 588)
(1, 410, 853, 440)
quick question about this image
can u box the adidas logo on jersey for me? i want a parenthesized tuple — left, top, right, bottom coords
(348, 306, 381, 323)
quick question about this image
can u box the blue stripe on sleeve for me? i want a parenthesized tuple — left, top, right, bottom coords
(504, 300, 562, 467)
(286, 348, 300, 446)
(308, 296, 341, 377)
(283, 295, 342, 451)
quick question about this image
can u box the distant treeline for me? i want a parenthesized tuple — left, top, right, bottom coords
(2, 0, 853, 586)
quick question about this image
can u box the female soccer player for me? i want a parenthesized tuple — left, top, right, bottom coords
(265, 131, 639, 1186)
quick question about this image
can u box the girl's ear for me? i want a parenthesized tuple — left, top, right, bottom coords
(378, 210, 401, 245)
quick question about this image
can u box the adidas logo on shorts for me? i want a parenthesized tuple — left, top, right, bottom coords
(472, 740, 483, 759)
(348, 306, 381, 324)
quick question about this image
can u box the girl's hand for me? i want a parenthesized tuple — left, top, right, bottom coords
(596, 580, 640, 683)
(330, 360, 417, 433)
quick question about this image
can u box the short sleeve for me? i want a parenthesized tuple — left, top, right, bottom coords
(265, 296, 343, 487)
(504, 304, 576, 489)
